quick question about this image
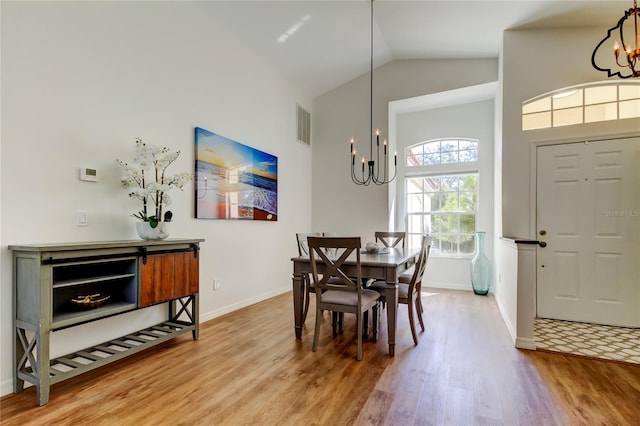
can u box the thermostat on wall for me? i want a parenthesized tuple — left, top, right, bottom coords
(80, 167, 98, 182)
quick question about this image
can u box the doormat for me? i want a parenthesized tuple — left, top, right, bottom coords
(534, 318, 640, 365)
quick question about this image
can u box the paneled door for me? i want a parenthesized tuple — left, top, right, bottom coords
(536, 138, 640, 327)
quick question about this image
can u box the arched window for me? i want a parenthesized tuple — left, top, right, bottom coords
(522, 82, 640, 131)
(406, 138, 478, 166)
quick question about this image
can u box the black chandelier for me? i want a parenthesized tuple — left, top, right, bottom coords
(592, 0, 640, 79)
(350, 0, 397, 186)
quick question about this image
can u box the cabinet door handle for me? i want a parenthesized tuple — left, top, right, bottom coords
(539, 241, 547, 248)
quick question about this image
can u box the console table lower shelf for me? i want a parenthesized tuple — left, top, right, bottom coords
(18, 318, 195, 387)
(16, 295, 199, 406)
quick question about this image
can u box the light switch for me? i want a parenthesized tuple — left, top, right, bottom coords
(76, 210, 88, 226)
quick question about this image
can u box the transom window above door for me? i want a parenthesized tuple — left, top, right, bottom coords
(522, 82, 640, 131)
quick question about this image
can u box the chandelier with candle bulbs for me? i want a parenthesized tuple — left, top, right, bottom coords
(592, 0, 640, 79)
(350, 0, 397, 186)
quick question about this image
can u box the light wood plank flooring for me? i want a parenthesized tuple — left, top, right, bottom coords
(1, 288, 639, 425)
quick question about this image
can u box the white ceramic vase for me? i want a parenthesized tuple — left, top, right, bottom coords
(135, 221, 170, 240)
(365, 241, 380, 253)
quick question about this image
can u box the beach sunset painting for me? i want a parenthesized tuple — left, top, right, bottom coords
(195, 127, 278, 221)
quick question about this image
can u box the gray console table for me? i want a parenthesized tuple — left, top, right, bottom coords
(9, 238, 204, 406)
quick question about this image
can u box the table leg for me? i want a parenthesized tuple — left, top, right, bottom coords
(383, 284, 398, 356)
(292, 273, 304, 339)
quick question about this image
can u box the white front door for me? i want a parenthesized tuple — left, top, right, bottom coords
(536, 138, 640, 327)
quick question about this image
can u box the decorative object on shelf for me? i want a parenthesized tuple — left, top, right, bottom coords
(470, 231, 491, 295)
(194, 126, 278, 221)
(117, 138, 192, 239)
(591, 0, 639, 79)
(70, 293, 111, 310)
(350, 0, 397, 186)
(365, 241, 380, 253)
(135, 221, 170, 240)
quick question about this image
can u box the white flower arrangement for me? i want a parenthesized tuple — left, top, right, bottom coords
(116, 138, 192, 227)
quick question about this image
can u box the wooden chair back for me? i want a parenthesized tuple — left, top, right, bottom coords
(296, 232, 322, 256)
(375, 231, 406, 249)
(408, 235, 430, 292)
(307, 237, 362, 296)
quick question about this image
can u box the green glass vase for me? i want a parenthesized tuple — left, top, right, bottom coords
(470, 231, 491, 295)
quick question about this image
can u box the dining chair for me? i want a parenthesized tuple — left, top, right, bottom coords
(375, 231, 406, 249)
(296, 232, 323, 325)
(371, 234, 430, 345)
(308, 236, 381, 361)
(296, 232, 347, 326)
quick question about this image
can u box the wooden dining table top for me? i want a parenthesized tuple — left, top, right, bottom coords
(291, 246, 419, 266)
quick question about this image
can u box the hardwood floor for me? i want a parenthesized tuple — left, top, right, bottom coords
(1, 288, 639, 425)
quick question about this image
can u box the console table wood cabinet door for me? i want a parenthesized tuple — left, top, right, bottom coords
(139, 252, 199, 307)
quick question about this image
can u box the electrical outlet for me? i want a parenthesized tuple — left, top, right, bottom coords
(213, 279, 221, 290)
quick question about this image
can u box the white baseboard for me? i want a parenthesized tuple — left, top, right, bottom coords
(494, 295, 517, 344)
(1, 378, 15, 398)
(424, 281, 473, 292)
(199, 286, 290, 323)
(515, 337, 537, 351)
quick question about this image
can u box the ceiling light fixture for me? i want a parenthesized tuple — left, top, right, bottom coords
(350, 0, 397, 186)
(591, 0, 640, 79)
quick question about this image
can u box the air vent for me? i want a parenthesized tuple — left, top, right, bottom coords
(296, 104, 311, 146)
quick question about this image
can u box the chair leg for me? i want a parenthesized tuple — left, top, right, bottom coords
(356, 311, 363, 361)
(416, 297, 425, 332)
(332, 312, 338, 337)
(312, 303, 322, 352)
(372, 304, 379, 342)
(408, 297, 419, 345)
(363, 311, 369, 338)
(302, 275, 311, 324)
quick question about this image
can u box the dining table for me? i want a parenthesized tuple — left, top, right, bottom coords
(291, 246, 419, 356)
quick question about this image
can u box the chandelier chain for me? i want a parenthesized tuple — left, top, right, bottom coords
(350, 0, 397, 186)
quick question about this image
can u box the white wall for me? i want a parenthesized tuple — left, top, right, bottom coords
(395, 99, 495, 291)
(312, 59, 498, 240)
(0, 1, 312, 396)
(501, 27, 640, 239)
(495, 238, 518, 341)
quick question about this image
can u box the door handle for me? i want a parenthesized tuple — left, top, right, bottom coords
(539, 241, 547, 248)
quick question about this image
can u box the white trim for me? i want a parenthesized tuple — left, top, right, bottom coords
(1, 378, 15, 398)
(424, 281, 473, 292)
(200, 286, 290, 323)
(515, 337, 537, 351)
(495, 291, 517, 344)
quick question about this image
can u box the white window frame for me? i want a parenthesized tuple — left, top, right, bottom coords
(404, 138, 480, 258)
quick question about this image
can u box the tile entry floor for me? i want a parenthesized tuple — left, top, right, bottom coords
(534, 318, 640, 365)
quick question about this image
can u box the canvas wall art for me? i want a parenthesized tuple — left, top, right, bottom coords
(195, 127, 278, 221)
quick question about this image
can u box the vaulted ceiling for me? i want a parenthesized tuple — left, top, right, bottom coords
(204, 0, 629, 98)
